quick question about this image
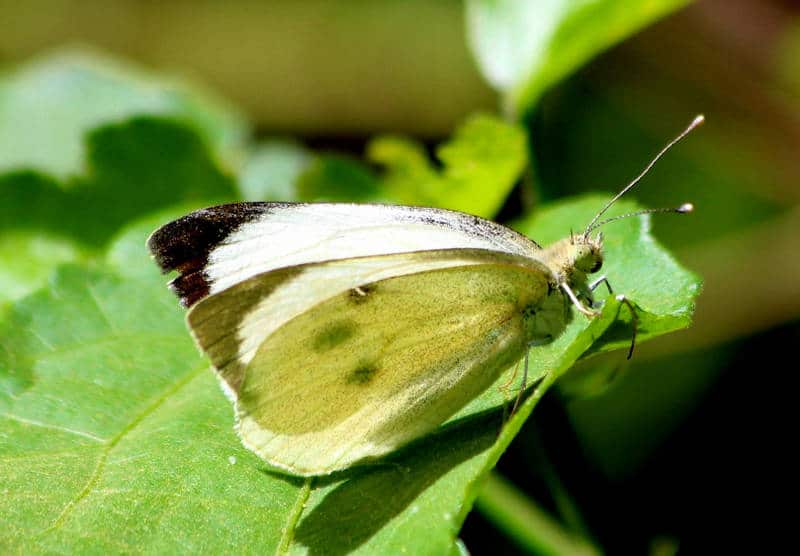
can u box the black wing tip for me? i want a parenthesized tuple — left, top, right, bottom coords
(168, 270, 210, 308)
(147, 202, 279, 306)
(147, 202, 273, 271)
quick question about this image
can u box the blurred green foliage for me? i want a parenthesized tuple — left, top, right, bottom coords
(466, 0, 690, 115)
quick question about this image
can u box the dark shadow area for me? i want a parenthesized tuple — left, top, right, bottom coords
(292, 405, 511, 556)
(462, 321, 799, 554)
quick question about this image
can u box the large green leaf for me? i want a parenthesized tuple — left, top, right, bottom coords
(0, 49, 245, 306)
(464, 0, 690, 115)
(0, 118, 237, 306)
(0, 232, 90, 309)
(0, 48, 246, 178)
(0, 194, 698, 553)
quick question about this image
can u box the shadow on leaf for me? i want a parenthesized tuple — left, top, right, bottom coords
(292, 407, 506, 555)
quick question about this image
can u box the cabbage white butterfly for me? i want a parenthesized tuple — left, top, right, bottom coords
(148, 116, 702, 476)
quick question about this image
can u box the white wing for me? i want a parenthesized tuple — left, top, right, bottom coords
(186, 248, 556, 396)
(186, 249, 557, 475)
(147, 203, 541, 306)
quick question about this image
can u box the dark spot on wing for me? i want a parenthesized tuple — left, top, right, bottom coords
(345, 364, 379, 385)
(522, 303, 537, 319)
(313, 320, 357, 351)
(348, 283, 377, 304)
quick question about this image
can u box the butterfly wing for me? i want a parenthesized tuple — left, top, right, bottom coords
(147, 202, 541, 307)
(187, 249, 556, 475)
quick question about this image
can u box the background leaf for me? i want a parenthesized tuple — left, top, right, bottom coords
(464, 0, 690, 115)
(238, 139, 313, 201)
(0, 118, 236, 306)
(0, 48, 246, 178)
(242, 114, 527, 217)
(296, 154, 384, 203)
(0, 50, 244, 306)
(369, 114, 528, 217)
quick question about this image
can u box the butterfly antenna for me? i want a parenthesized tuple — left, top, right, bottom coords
(585, 203, 694, 235)
(583, 115, 704, 238)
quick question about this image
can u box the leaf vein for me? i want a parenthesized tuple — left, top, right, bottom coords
(29, 333, 190, 361)
(85, 283, 118, 335)
(0, 413, 105, 442)
(275, 478, 312, 556)
(37, 362, 207, 536)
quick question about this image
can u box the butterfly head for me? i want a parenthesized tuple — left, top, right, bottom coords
(572, 232, 603, 274)
(541, 232, 603, 285)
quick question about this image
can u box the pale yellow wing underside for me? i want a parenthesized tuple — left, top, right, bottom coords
(221, 255, 549, 475)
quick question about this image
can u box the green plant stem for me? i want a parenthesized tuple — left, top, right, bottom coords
(525, 425, 595, 542)
(475, 472, 600, 556)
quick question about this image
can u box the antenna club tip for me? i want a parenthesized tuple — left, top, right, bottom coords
(691, 114, 705, 127)
(678, 202, 694, 213)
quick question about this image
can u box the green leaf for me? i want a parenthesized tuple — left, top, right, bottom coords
(241, 148, 384, 204)
(367, 136, 438, 204)
(0, 49, 245, 305)
(474, 472, 599, 556)
(238, 139, 313, 201)
(0, 117, 237, 305)
(0, 232, 90, 307)
(1, 195, 698, 552)
(369, 114, 527, 217)
(512, 195, 701, 398)
(276, 114, 526, 215)
(465, 0, 690, 115)
(0, 48, 247, 178)
(0, 218, 300, 552)
(297, 154, 384, 202)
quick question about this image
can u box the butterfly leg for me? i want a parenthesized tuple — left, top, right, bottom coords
(499, 358, 521, 393)
(509, 337, 552, 416)
(589, 274, 613, 294)
(560, 282, 598, 317)
(509, 349, 530, 417)
(587, 277, 638, 359)
(615, 294, 639, 359)
(499, 360, 521, 424)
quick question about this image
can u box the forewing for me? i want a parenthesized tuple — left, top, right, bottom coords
(147, 202, 541, 306)
(191, 253, 550, 476)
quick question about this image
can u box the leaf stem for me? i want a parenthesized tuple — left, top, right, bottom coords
(474, 472, 600, 556)
(275, 478, 312, 556)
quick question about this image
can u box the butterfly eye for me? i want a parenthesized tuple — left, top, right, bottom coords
(590, 259, 603, 273)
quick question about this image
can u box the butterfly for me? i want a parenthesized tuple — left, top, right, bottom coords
(147, 116, 702, 476)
